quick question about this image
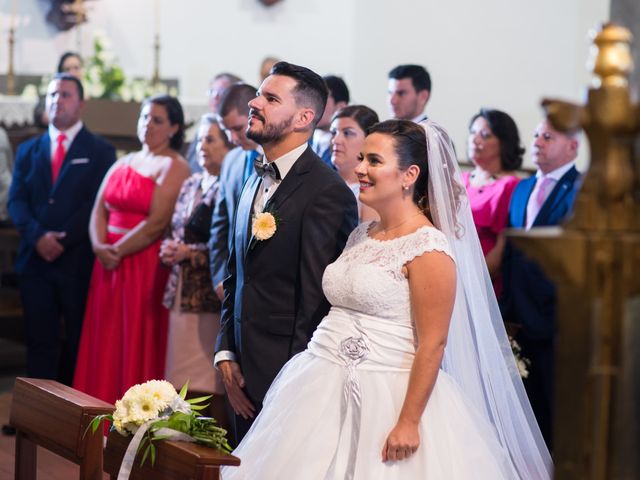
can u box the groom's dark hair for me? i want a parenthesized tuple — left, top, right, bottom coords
(269, 61, 328, 129)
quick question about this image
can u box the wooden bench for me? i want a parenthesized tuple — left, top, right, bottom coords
(9, 377, 114, 480)
(103, 430, 240, 480)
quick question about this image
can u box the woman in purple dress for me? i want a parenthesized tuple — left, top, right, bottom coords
(160, 115, 232, 397)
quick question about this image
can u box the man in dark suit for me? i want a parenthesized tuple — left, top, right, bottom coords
(209, 83, 260, 300)
(214, 62, 358, 442)
(501, 119, 581, 447)
(8, 73, 115, 385)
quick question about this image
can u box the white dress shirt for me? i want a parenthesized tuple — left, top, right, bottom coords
(412, 113, 428, 124)
(48, 120, 83, 163)
(215, 141, 309, 367)
(253, 142, 307, 213)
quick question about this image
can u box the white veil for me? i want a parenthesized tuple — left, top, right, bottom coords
(420, 120, 552, 479)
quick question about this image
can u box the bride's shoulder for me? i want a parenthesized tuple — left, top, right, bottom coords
(398, 225, 453, 262)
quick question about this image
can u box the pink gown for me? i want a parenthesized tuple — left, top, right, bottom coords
(462, 171, 519, 296)
(73, 164, 169, 405)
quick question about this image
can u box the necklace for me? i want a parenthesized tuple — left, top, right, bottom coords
(378, 212, 424, 236)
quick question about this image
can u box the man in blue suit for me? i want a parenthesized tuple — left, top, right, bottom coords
(209, 83, 260, 300)
(8, 74, 115, 385)
(501, 119, 581, 447)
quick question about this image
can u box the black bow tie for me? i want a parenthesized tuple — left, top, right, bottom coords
(254, 157, 281, 180)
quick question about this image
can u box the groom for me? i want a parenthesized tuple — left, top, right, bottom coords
(215, 62, 358, 442)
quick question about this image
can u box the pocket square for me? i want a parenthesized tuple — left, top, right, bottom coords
(70, 158, 90, 165)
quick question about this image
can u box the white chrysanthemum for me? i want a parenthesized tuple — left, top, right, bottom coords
(111, 380, 180, 435)
(143, 379, 177, 409)
(252, 212, 277, 240)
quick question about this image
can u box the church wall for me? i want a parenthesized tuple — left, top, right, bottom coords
(3, 0, 611, 169)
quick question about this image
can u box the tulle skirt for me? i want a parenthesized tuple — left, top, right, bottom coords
(221, 350, 516, 479)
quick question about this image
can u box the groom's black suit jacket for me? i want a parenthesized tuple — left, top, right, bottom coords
(216, 146, 358, 407)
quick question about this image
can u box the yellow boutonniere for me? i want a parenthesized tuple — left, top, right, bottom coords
(252, 211, 278, 241)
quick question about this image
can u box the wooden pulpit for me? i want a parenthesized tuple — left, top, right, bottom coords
(9, 377, 114, 480)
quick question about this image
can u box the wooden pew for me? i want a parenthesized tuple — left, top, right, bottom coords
(10, 377, 240, 479)
(103, 431, 240, 480)
(9, 377, 114, 480)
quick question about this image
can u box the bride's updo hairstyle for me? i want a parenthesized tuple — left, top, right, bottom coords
(366, 120, 431, 216)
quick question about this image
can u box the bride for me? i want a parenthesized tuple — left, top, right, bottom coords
(221, 120, 551, 479)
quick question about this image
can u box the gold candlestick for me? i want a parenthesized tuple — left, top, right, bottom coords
(7, 26, 16, 95)
(74, 0, 83, 53)
(6, 0, 17, 95)
(152, 33, 160, 86)
(152, 0, 160, 86)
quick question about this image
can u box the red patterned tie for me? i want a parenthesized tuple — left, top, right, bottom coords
(51, 133, 67, 183)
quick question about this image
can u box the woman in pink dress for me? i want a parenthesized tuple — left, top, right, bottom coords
(463, 109, 523, 295)
(73, 95, 191, 404)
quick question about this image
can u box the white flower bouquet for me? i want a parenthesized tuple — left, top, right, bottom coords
(89, 380, 231, 470)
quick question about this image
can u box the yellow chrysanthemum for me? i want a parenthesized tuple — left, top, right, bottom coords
(252, 212, 277, 241)
(112, 380, 179, 430)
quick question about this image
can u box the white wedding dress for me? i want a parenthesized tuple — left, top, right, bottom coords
(221, 222, 518, 479)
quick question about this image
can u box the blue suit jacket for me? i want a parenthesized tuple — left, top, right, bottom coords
(501, 166, 581, 339)
(8, 127, 115, 277)
(209, 147, 252, 286)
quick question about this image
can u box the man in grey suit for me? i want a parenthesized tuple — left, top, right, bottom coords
(209, 83, 260, 300)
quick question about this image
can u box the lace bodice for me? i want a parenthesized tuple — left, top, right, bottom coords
(322, 222, 453, 321)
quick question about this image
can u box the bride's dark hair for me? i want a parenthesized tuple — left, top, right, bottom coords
(366, 120, 430, 213)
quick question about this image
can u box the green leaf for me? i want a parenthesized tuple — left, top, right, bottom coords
(166, 412, 191, 433)
(140, 443, 151, 467)
(189, 404, 209, 412)
(149, 419, 170, 431)
(187, 395, 212, 405)
(85, 414, 112, 437)
(178, 381, 189, 400)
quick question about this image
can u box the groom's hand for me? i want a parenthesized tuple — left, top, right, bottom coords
(218, 360, 256, 419)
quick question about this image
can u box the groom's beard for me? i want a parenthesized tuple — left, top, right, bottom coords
(247, 114, 293, 145)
